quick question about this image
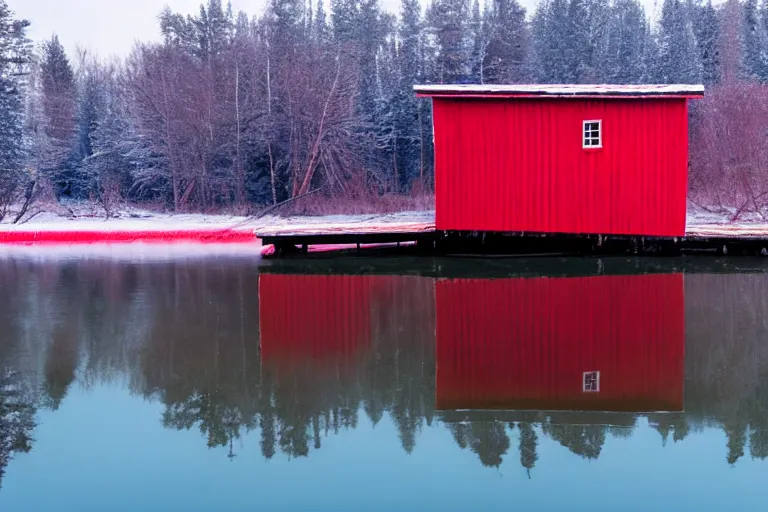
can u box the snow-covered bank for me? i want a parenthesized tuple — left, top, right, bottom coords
(0, 204, 261, 244)
(0, 202, 766, 248)
(0, 204, 435, 233)
(0, 204, 254, 231)
(685, 204, 768, 238)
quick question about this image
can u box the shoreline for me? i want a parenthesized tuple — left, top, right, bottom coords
(0, 205, 766, 253)
(0, 207, 435, 247)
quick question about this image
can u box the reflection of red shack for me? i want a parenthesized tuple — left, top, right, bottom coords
(259, 274, 374, 379)
(258, 273, 436, 380)
(436, 274, 685, 412)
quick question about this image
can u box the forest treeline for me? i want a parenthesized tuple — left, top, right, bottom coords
(1, 0, 768, 217)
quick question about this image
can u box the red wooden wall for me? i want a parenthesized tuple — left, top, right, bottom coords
(432, 98, 689, 236)
(435, 274, 685, 412)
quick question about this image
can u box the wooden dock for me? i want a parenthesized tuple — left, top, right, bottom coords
(255, 211, 768, 258)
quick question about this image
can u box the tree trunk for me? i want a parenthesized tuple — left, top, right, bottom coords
(235, 54, 245, 207)
(418, 106, 425, 182)
(268, 142, 277, 205)
(393, 135, 399, 193)
(297, 56, 342, 197)
(162, 74, 179, 211)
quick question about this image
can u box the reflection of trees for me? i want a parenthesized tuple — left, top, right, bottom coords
(448, 421, 510, 468)
(42, 325, 79, 410)
(543, 424, 605, 460)
(747, 368, 768, 459)
(162, 391, 254, 450)
(0, 369, 36, 490)
(685, 274, 768, 463)
(138, 264, 263, 456)
(517, 423, 538, 476)
(648, 413, 690, 446)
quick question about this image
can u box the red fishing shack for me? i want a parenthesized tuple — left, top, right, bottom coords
(415, 84, 704, 237)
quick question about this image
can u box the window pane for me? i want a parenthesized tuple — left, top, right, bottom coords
(583, 121, 602, 147)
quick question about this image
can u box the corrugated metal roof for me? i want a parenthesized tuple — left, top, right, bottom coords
(414, 83, 705, 98)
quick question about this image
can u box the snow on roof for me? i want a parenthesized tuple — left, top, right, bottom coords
(413, 84, 705, 98)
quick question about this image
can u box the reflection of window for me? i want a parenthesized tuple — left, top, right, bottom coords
(583, 371, 600, 392)
(583, 120, 602, 148)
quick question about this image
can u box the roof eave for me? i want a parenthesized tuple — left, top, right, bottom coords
(413, 84, 705, 99)
(415, 92, 705, 100)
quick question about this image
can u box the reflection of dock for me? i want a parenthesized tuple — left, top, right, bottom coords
(260, 255, 768, 280)
(439, 410, 645, 427)
(435, 275, 685, 413)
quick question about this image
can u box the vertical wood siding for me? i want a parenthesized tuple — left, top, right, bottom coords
(435, 274, 686, 412)
(432, 98, 689, 236)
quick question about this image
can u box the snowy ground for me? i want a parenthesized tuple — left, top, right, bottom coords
(0, 202, 766, 238)
(685, 204, 768, 238)
(0, 203, 255, 231)
(685, 204, 766, 225)
(0, 203, 435, 233)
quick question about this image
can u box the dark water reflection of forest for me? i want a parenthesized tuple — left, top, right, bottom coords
(1, 254, 768, 507)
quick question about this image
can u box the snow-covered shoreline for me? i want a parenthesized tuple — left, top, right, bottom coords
(0, 204, 435, 233)
(0, 203, 765, 240)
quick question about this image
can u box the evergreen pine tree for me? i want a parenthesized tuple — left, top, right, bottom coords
(0, 1, 31, 212)
(482, 0, 527, 84)
(427, 0, 472, 83)
(533, 0, 593, 83)
(313, 0, 329, 44)
(743, 0, 768, 80)
(468, 0, 484, 82)
(39, 35, 78, 196)
(72, 59, 105, 198)
(692, 0, 721, 85)
(657, 0, 703, 83)
(393, 0, 426, 190)
(599, 0, 648, 84)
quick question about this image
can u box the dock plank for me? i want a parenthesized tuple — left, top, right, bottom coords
(253, 210, 768, 240)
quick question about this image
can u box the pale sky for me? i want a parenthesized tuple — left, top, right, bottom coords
(11, 0, 666, 59)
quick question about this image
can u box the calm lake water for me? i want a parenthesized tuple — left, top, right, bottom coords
(0, 250, 767, 511)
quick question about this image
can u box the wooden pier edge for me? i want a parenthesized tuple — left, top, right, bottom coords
(255, 222, 768, 259)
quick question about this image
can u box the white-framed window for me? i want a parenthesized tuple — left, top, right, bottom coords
(583, 120, 602, 148)
(583, 371, 600, 392)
